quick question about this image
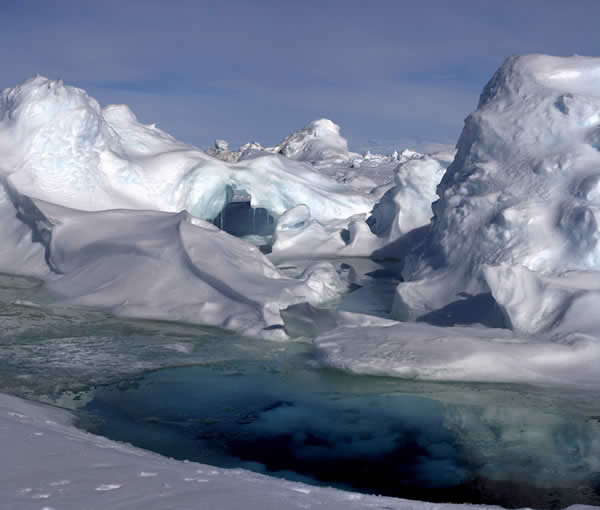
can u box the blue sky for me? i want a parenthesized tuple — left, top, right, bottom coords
(2, 0, 600, 152)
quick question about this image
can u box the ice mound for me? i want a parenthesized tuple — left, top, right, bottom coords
(271, 152, 450, 259)
(314, 319, 600, 387)
(272, 119, 355, 162)
(0, 77, 374, 224)
(8, 189, 347, 339)
(369, 152, 449, 242)
(396, 55, 600, 331)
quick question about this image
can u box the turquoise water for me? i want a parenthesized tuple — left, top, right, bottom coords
(77, 361, 600, 509)
(1, 271, 600, 508)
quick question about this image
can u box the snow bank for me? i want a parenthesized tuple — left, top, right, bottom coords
(2, 392, 513, 510)
(396, 55, 600, 330)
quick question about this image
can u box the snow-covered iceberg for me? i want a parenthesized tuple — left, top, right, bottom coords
(0, 77, 374, 224)
(9, 190, 349, 339)
(396, 55, 600, 333)
(0, 75, 454, 335)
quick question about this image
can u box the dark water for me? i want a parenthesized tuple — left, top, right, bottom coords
(3, 271, 600, 508)
(77, 360, 600, 509)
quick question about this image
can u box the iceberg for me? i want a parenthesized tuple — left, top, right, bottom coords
(395, 55, 600, 333)
(271, 151, 451, 259)
(0, 77, 375, 224)
(0, 77, 397, 335)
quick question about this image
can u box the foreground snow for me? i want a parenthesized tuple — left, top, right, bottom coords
(1, 392, 517, 510)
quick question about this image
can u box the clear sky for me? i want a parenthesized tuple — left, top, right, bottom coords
(2, 0, 600, 152)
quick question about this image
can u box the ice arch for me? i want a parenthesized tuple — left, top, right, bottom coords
(0, 76, 374, 229)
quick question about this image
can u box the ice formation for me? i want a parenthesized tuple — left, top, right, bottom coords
(271, 118, 357, 162)
(0, 77, 390, 337)
(270, 151, 451, 259)
(4, 56, 600, 384)
(0, 77, 374, 224)
(304, 54, 600, 389)
(396, 55, 600, 332)
(0, 75, 451, 337)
